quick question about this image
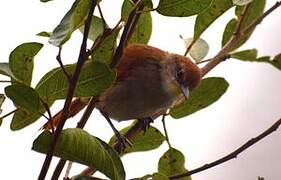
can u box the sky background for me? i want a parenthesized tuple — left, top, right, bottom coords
(0, 0, 281, 180)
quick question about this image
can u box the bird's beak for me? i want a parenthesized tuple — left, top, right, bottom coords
(180, 84, 189, 100)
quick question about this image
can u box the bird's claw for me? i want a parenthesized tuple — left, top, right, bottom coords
(114, 134, 133, 153)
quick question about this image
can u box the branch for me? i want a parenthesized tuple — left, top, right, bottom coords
(56, 47, 71, 81)
(37, 1, 97, 179)
(200, 1, 281, 76)
(110, 0, 144, 68)
(51, 97, 98, 179)
(169, 118, 281, 179)
(162, 114, 172, 149)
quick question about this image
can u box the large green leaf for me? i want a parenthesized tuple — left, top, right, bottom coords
(91, 28, 121, 65)
(49, 0, 91, 46)
(5, 84, 41, 113)
(121, 0, 152, 44)
(170, 77, 229, 119)
(79, 15, 105, 42)
(222, 0, 266, 49)
(32, 128, 125, 180)
(9, 42, 43, 86)
(156, 0, 212, 17)
(11, 62, 115, 130)
(109, 122, 165, 155)
(158, 148, 191, 180)
(194, 0, 233, 41)
(35, 61, 116, 104)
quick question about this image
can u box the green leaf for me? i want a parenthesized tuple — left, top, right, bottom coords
(272, 53, 281, 70)
(109, 123, 165, 155)
(194, 0, 233, 41)
(232, 50, 281, 71)
(233, 0, 253, 6)
(79, 16, 105, 42)
(158, 148, 191, 180)
(156, 0, 212, 17)
(121, 0, 152, 44)
(9, 42, 43, 86)
(36, 61, 116, 104)
(32, 128, 125, 180)
(10, 62, 115, 130)
(0, 63, 17, 80)
(170, 77, 229, 119)
(221, 18, 238, 47)
(222, 0, 266, 49)
(5, 84, 41, 113)
(49, 0, 91, 47)
(91, 28, 121, 65)
(231, 49, 257, 60)
(37, 31, 51, 37)
(183, 37, 209, 62)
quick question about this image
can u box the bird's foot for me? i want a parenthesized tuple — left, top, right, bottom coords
(114, 133, 133, 153)
(140, 117, 154, 133)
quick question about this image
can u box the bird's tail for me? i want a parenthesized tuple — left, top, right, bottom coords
(42, 98, 89, 130)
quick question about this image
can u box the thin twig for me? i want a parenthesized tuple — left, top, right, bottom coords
(110, 0, 144, 68)
(0, 109, 17, 120)
(97, 4, 107, 30)
(234, 4, 251, 35)
(40, 99, 54, 133)
(64, 161, 73, 179)
(51, 97, 97, 179)
(162, 114, 172, 149)
(169, 118, 281, 179)
(56, 47, 71, 81)
(0, 80, 11, 83)
(37, 1, 97, 179)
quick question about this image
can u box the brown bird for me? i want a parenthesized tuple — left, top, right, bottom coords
(44, 44, 201, 147)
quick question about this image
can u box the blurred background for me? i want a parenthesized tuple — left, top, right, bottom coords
(0, 0, 281, 179)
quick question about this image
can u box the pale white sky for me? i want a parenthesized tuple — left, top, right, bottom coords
(0, 0, 281, 180)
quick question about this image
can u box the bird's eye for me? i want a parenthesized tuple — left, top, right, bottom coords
(175, 66, 184, 81)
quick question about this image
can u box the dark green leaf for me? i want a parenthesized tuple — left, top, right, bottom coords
(49, 0, 91, 46)
(109, 123, 165, 155)
(5, 84, 41, 113)
(231, 49, 257, 60)
(121, 0, 152, 44)
(79, 16, 105, 42)
(35, 61, 116, 104)
(32, 128, 125, 180)
(91, 28, 121, 65)
(9, 42, 43, 85)
(37, 31, 51, 37)
(222, 0, 266, 49)
(194, 0, 233, 41)
(156, 0, 212, 17)
(158, 148, 191, 180)
(10, 109, 42, 131)
(170, 77, 229, 119)
(0, 63, 17, 80)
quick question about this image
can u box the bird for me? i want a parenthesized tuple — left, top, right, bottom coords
(43, 43, 201, 149)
